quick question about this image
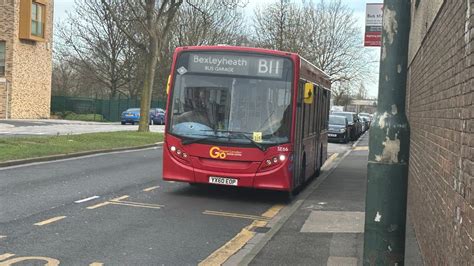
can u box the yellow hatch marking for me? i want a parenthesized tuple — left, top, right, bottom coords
(143, 186, 160, 192)
(89, 262, 103, 266)
(0, 253, 15, 261)
(203, 210, 271, 221)
(353, 146, 368, 151)
(198, 220, 262, 266)
(34, 216, 66, 226)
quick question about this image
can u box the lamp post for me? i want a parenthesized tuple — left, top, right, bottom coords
(363, 0, 411, 265)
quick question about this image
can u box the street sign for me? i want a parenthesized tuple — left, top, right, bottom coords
(364, 3, 383, 47)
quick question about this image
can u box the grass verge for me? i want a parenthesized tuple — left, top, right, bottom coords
(0, 131, 163, 162)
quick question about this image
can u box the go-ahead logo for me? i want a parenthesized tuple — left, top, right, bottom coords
(209, 146, 242, 159)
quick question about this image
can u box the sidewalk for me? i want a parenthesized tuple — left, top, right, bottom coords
(241, 133, 423, 265)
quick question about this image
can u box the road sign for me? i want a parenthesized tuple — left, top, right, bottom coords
(365, 3, 383, 47)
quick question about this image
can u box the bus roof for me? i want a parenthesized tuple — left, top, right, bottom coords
(175, 45, 331, 90)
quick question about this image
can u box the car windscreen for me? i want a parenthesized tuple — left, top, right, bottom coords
(332, 112, 353, 123)
(168, 51, 293, 146)
(329, 116, 346, 125)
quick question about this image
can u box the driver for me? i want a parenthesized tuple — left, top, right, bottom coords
(173, 89, 212, 127)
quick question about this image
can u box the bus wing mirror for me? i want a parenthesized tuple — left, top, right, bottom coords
(304, 83, 313, 104)
(166, 75, 171, 95)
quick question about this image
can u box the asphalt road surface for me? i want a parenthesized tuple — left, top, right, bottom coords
(0, 134, 353, 265)
(0, 146, 299, 265)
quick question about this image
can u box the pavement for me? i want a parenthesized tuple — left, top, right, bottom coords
(0, 119, 165, 136)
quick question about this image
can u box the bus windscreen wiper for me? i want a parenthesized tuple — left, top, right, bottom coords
(200, 130, 267, 152)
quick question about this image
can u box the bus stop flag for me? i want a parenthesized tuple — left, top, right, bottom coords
(364, 3, 383, 47)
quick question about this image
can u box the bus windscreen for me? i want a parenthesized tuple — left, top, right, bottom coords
(169, 51, 293, 146)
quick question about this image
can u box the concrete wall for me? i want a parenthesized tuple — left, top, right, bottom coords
(0, 0, 53, 119)
(406, 0, 473, 264)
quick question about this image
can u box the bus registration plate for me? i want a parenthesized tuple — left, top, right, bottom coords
(209, 176, 238, 186)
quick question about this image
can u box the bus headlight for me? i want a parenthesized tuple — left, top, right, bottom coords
(279, 154, 286, 161)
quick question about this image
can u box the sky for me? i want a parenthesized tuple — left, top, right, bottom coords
(53, 0, 381, 98)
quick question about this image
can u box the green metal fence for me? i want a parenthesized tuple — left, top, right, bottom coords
(51, 96, 166, 122)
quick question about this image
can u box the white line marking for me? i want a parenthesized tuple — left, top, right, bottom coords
(74, 196, 100, 203)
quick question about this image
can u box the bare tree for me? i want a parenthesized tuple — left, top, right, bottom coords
(56, 0, 132, 99)
(102, 0, 246, 132)
(100, 0, 184, 132)
(306, 0, 373, 85)
(253, 1, 307, 53)
(254, 0, 375, 90)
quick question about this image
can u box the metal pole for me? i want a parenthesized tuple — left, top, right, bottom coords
(363, 1, 410, 265)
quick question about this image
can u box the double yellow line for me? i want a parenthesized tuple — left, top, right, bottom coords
(199, 204, 285, 266)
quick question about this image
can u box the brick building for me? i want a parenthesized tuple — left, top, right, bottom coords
(0, 0, 53, 119)
(406, 0, 472, 264)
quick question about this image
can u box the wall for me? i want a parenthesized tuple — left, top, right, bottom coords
(0, 0, 15, 118)
(406, 0, 473, 264)
(9, 0, 53, 118)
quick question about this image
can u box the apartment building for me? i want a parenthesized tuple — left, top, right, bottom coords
(0, 0, 53, 119)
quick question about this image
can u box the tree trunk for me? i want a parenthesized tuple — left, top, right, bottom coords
(138, 37, 158, 132)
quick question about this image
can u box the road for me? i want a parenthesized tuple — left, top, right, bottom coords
(2, 144, 353, 265)
(0, 119, 164, 136)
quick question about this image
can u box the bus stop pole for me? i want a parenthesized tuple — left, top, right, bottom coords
(363, 1, 411, 265)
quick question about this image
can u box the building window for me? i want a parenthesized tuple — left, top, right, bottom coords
(31, 2, 44, 37)
(0, 41, 5, 77)
(19, 0, 47, 41)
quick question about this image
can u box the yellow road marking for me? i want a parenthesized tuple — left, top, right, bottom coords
(322, 153, 338, 170)
(109, 202, 162, 209)
(353, 146, 368, 151)
(198, 220, 263, 266)
(0, 256, 59, 266)
(114, 200, 165, 207)
(110, 195, 129, 201)
(0, 253, 15, 261)
(200, 204, 286, 265)
(203, 210, 271, 221)
(143, 186, 160, 192)
(87, 202, 111, 210)
(89, 263, 103, 266)
(87, 195, 129, 210)
(261, 204, 285, 218)
(34, 216, 66, 226)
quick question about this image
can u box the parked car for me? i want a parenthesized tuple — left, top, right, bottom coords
(150, 108, 166, 125)
(328, 115, 350, 143)
(358, 112, 372, 128)
(332, 111, 362, 141)
(121, 108, 141, 125)
(360, 116, 370, 131)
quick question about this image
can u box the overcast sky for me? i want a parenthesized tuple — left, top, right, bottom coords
(53, 0, 381, 98)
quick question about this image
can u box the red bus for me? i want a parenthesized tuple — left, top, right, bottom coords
(163, 46, 331, 193)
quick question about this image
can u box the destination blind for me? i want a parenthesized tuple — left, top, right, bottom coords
(187, 53, 285, 79)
